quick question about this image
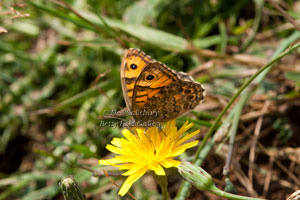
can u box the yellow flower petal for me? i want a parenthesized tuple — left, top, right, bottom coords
(160, 158, 181, 168)
(122, 129, 139, 144)
(172, 141, 199, 157)
(152, 163, 165, 176)
(177, 121, 192, 135)
(106, 144, 123, 154)
(118, 167, 147, 196)
(122, 167, 141, 176)
(111, 138, 122, 147)
(176, 129, 200, 146)
(98, 157, 124, 165)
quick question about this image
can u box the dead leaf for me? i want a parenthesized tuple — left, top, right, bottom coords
(0, 26, 8, 33)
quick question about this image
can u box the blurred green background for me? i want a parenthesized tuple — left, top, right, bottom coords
(1, 0, 300, 199)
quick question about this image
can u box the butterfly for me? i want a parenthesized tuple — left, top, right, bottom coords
(120, 48, 205, 125)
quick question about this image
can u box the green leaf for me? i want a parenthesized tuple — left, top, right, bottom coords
(22, 185, 60, 200)
(285, 71, 300, 82)
(71, 145, 98, 158)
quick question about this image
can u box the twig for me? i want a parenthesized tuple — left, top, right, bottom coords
(266, 0, 300, 32)
(189, 45, 267, 67)
(257, 142, 300, 186)
(90, 70, 111, 98)
(248, 101, 270, 186)
(90, 69, 111, 87)
(234, 163, 259, 197)
(256, 19, 300, 40)
(240, 109, 272, 121)
(262, 141, 275, 197)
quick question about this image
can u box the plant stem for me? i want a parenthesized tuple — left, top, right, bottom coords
(211, 185, 266, 200)
(193, 41, 300, 165)
(240, 0, 264, 52)
(153, 173, 169, 200)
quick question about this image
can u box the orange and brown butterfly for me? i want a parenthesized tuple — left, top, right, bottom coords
(120, 48, 205, 124)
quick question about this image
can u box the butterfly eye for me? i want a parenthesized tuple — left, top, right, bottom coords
(130, 64, 137, 70)
(146, 75, 155, 80)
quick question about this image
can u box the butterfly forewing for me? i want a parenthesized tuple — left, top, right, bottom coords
(120, 48, 154, 109)
(120, 48, 205, 125)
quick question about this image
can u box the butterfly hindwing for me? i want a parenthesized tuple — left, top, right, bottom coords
(132, 62, 177, 108)
(132, 62, 205, 123)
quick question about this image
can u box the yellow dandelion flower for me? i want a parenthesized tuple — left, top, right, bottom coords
(99, 120, 200, 196)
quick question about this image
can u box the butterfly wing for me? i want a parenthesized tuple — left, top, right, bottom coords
(132, 62, 205, 123)
(120, 48, 154, 110)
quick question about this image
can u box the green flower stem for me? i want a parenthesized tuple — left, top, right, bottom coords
(210, 185, 265, 200)
(193, 41, 300, 165)
(152, 173, 169, 200)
